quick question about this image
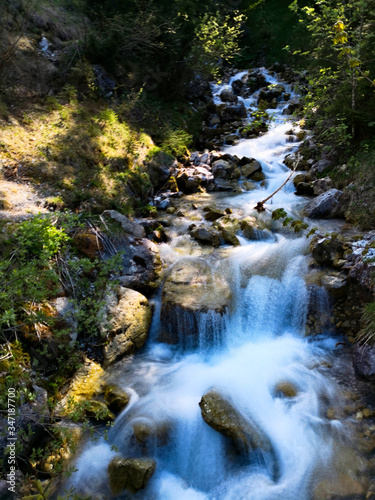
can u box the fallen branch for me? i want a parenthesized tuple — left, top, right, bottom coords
(254, 154, 301, 212)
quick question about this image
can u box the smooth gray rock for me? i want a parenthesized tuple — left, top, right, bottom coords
(303, 189, 344, 218)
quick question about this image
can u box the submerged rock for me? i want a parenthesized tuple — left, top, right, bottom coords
(132, 418, 171, 447)
(108, 456, 156, 495)
(273, 381, 298, 398)
(103, 287, 152, 366)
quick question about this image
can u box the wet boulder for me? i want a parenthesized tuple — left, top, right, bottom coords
(108, 456, 156, 495)
(103, 287, 152, 366)
(241, 161, 262, 179)
(203, 205, 226, 222)
(160, 259, 231, 344)
(190, 227, 221, 247)
(246, 70, 268, 93)
(258, 84, 286, 103)
(251, 171, 266, 182)
(220, 87, 238, 103)
(273, 381, 298, 398)
(199, 390, 274, 457)
(221, 228, 240, 246)
(352, 343, 375, 381)
(132, 418, 171, 448)
(303, 189, 344, 219)
(240, 218, 260, 239)
(213, 179, 234, 192)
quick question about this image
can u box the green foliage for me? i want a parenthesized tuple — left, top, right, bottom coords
(356, 302, 375, 345)
(289, 0, 375, 142)
(191, 10, 246, 78)
(161, 129, 192, 157)
(271, 208, 309, 233)
(0, 215, 70, 331)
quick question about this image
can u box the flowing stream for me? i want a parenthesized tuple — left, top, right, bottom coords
(65, 70, 363, 499)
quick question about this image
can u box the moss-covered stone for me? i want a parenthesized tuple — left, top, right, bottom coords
(104, 384, 130, 413)
(108, 456, 156, 495)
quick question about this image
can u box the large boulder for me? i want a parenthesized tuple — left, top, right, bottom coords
(108, 456, 156, 495)
(303, 189, 344, 219)
(241, 161, 262, 179)
(160, 259, 231, 344)
(352, 343, 375, 381)
(313, 474, 366, 500)
(199, 390, 277, 478)
(103, 287, 152, 366)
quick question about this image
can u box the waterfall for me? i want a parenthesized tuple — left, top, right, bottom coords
(63, 69, 359, 500)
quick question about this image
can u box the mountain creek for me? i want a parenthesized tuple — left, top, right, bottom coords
(35, 68, 375, 499)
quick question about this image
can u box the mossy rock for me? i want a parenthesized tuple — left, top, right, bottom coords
(104, 384, 130, 413)
(221, 228, 240, 246)
(108, 456, 156, 495)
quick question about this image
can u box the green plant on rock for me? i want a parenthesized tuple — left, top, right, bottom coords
(356, 302, 375, 345)
(271, 208, 310, 233)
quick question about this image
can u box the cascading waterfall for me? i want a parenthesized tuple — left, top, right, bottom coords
(64, 69, 356, 500)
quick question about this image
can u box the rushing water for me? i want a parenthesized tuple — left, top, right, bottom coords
(65, 70, 358, 499)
